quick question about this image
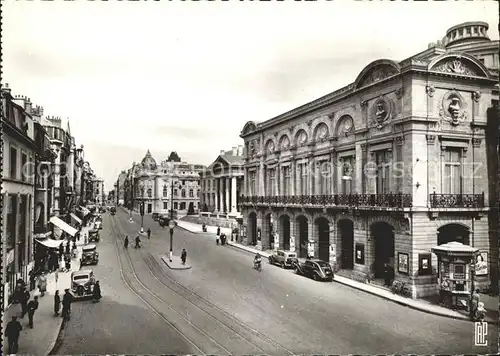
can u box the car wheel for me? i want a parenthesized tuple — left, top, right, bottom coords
(313, 274, 318, 281)
(294, 267, 299, 274)
(281, 262, 285, 269)
(268, 257, 273, 264)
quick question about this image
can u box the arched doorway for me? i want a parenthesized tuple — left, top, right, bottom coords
(263, 213, 273, 249)
(316, 217, 330, 262)
(338, 219, 354, 270)
(296, 215, 309, 258)
(438, 224, 470, 245)
(280, 215, 291, 250)
(247, 212, 257, 245)
(371, 222, 395, 279)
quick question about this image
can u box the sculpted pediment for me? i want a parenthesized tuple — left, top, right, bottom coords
(429, 54, 489, 78)
(241, 121, 259, 136)
(355, 60, 400, 90)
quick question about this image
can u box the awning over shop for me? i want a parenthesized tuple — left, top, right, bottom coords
(49, 216, 77, 237)
(36, 238, 64, 248)
(70, 213, 82, 224)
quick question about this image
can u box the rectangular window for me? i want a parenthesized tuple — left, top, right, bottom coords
(341, 156, 354, 194)
(300, 164, 309, 195)
(267, 168, 276, 196)
(180, 202, 186, 210)
(174, 189, 178, 196)
(181, 190, 186, 197)
(375, 150, 391, 195)
(250, 171, 256, 196)
(6, 195, 17, 251)
(10, 147, 18, 179)
(283, 166, 291, 196)
(189, 189, 194, 197)
(443, 149, 462, 194)
(318, 161, 330, 195)
(21, 153, 27, 181)
(163, 202, 168, 210)
(174, 202, 178, 210)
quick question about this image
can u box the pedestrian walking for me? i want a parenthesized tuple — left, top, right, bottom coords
(84, 233, 88, 245)
(217, 226, 221, 236)
(5, 316, 22, 354)
(65, 241, 70, 255)
(61, 289, 73, 320)
(471, 288, 480, 316)
(93, 281, 102, 303)
(27, 296, 39, 328)
(181, 249, 187, 265)
(21, 289, 30, 318)
(147, 228, 151, 239)
(124, 235, 129, 249)
(64, 254, 71, 272)
(37, 273, 48, 297)
(54, 290, 61, 316)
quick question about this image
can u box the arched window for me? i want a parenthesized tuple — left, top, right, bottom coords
(147, 188, 152, 198)
(140, 188, 145, 197)
(163, 185, 168, 197)
(181, 190, 186, 198)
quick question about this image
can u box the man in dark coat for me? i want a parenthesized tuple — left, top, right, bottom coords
(93, 281, 102, 302)
(5, 316, 23, 354)
(61, 289, 73, 320)
(27, 296, 39, 328)
(147, 228, 151, 239)
(54, 290, 61, 316)
(21, 289, 30, 318)
(181, 249, 187, 265)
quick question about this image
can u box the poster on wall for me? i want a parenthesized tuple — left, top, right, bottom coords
(398, 253, 409, 274)
(289, 236, 295, 252)
(274, 233, 279, 251)
(355, 243, 364, 265)
(329, 244, 336, 264)
(475, 252, 488, 276)
(307, 241, 315, 258)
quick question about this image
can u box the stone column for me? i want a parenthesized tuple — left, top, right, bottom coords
(217, 178, 222, 212)
(231, 177, 237, 213)
(276, 165, 281, 196)
(258, 160, 265, 196)
(291, 158, 296, 196)
(225, 177, 230, 213)
(308, 156, 313, 195)
(243, 167, 248, 196)
(331, 150, 337, 194)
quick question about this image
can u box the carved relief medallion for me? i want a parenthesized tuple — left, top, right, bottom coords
(371, 96, 392, 129)
(298, 130, 308, 146)
(439, 90, 468, 126)
(317, 124, 328, 141)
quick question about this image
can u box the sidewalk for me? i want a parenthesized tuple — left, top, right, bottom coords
(2, 228, 88, 356)
(177, 220, 498, 323)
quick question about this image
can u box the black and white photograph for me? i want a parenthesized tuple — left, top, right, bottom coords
(1, 1, 499, 355)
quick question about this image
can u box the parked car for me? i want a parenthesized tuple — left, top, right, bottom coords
(152, 213, 159, 221)
(268, 250, 298, 269)
(293, 259, 334, 281)
(80, 244, 99, 266)
(158, 215, 170, 227)
(88, 229, 100, 242)
(71, 269, 96, 299)
(110, 206, 116, 214)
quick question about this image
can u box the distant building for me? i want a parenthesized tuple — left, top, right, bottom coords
(199, 145, 244, 216)
(94, 178, 105, 205)
(115, 170, 127, 205)
(129, 150, 205, 216)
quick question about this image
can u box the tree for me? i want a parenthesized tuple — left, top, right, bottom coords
(167, 151, 181, 162)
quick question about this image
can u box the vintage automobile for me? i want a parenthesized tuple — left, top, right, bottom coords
(94, 220, 103, 230)
(88, 229, 100, 242)
(293, 259, 334, 282)
(152, 213, 159, 221)
(71, 269, 96, 299)
(158, 215, 170, 227)
(110, 206, 116, 214)
(80, 244, 99, 266)
(268, 250, 298, 269)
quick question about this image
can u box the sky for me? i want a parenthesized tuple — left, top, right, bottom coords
(3, 1, 498, 192)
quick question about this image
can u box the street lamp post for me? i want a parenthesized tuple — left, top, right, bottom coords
(169, 181, 174, 262)
(140, 202, 145, 233)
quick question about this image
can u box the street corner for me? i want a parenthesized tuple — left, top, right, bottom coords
(160, 255, 192, 270)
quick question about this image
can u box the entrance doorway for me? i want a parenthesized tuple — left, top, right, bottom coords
(248, 212, 257, 245)
(338, 219, 354, 269)
(371, 222, 395, 278)
(316, 217, 330, 262)
(296, 215, 308, 258)
(280, 215, 291, 250)
(438, 224, 470, 245)
(147, 204, 152, 214)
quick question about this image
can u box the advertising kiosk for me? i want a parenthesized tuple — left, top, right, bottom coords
(431, 242, 479, 311)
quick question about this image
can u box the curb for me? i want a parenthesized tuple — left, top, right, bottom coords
(160, 256, 192, 270)
(224, 240, 481, 323)
(47, 317, 66, 355)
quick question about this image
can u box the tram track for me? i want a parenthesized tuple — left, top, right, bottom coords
(111, 213, 294, 355)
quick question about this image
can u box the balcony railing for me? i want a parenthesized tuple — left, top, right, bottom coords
(240, 193, 412, 208)
(429, 193, 485, 208)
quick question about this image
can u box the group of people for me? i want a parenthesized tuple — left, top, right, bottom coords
(216, 226, 227, 245)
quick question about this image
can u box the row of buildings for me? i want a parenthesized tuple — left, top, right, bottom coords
(1, 84, 103, 308)
(113, 21, 498, 299)
(237, 21, 499, 298)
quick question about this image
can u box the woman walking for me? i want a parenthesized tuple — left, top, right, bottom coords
(37, 273, 48, 297)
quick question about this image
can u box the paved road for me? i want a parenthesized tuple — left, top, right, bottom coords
(53, 214, 198, 355)
(116, 210, 498, 355)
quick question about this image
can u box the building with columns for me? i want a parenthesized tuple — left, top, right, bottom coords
(129, 150, 205, 216)
(239, 21, 498, 298)
(199, 146, 244, 216)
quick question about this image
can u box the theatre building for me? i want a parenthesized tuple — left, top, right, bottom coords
(239, 21, 498, 298)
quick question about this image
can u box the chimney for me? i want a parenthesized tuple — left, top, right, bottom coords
(1, 83, 11, 95)
(232, 146, 237, 156)
(220, 150, 225, 155)
(25, 97, 32, 115)
(237, 145, 243, 156)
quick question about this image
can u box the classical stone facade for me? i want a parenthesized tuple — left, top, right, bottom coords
(199, 146, 244, 216)
(130, 150, 205, 216)
(239, 21, 499, 298)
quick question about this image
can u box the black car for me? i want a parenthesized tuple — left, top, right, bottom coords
(294, 259, 334, 281)
(152, 213, 159, 221)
